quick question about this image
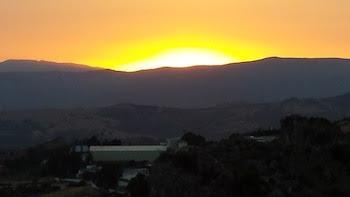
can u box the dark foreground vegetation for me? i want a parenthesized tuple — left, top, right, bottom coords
(149, 115, 350, 197)
(0, 115, 350, 197)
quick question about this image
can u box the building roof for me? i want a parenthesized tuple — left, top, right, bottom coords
(90, 145, 168, 162)
(90, 145, 167, 152)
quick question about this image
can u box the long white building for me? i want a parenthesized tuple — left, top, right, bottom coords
(89, 145, 167, 162)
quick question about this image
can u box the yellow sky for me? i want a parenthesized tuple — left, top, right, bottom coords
(0, 0, 349, 71)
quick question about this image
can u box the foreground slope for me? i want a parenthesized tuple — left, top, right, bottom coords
(150, 116, 350, 197)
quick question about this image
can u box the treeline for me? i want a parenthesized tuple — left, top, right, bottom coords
(145, 115, 350, 197)
(3, 139, 82, 178)
(73, 135, 122, 146)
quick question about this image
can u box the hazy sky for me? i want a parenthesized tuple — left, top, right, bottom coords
(1, 0, 349, 71)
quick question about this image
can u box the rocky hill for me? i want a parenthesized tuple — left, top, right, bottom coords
(1, 92, 350, 148)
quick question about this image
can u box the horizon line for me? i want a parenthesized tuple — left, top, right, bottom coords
(1, 56, 350, 73)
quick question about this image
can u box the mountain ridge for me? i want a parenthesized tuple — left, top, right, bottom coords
(0, 59, 100, 72)
(2, 57, 350, 73)
(1, 92, 350, 148)
(1, 57, 350, 109)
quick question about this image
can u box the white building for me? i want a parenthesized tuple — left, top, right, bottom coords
(90, 145, 167, 162)
(73, 145, 89, 153)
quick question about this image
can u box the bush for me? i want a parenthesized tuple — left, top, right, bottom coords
(128, 174, 149, 197)
(181, 132, 206, 146)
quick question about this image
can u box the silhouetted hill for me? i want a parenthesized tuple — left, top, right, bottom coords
(0, 59, 99, 72)
(2, 92, 350, 149)
(1, 57, 350, 109)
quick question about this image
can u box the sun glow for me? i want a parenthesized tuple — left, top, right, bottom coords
(118, 48, 234, 72)
(1, 0, 350, 71)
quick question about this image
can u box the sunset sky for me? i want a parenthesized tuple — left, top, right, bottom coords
(1, 0, 349, 71)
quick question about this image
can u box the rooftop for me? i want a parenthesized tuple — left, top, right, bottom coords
(90, 145, 167, 152)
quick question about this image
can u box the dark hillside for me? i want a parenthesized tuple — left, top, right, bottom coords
(1, 58, 350, 109)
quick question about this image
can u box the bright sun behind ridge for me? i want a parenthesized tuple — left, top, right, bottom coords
(118, 48, 235, 72)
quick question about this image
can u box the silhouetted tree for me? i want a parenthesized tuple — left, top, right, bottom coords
(181, 132, 206, 146)
(96, 164, 120, 189)
(281, 115, 341, 146)
(128, 174, 149, 197)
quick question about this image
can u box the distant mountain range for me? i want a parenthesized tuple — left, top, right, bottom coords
(0, 57, 350, 109)
(0, 59, 99, 72)
(1, 92, 350, 148)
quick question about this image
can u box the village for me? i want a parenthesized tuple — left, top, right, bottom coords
(0, 136, 190, 196)
(1, 116, 350, 197)
(0, 133, 279, 196)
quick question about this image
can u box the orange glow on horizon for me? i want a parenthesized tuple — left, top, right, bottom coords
(0, 0, 349, 71)
(117, 48, 235, 71)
